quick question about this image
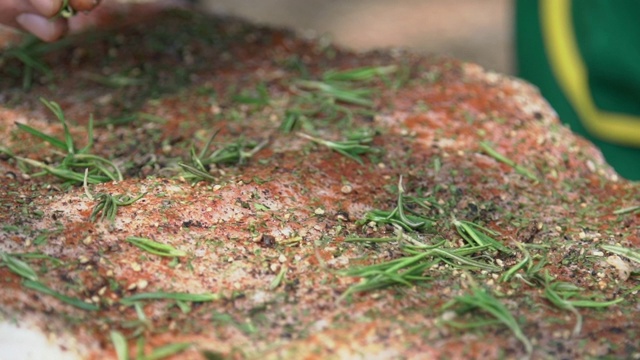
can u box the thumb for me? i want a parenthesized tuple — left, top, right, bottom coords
(16, 13, 67, 42)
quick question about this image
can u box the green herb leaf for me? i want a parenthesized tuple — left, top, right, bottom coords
(297, 131, 379, 165)
(142, 343, 191, 360)
(0, 252, 38, 281)
(359, 177, 434, 231)
(445, 288, 532, 355)
(15, 122, 67, 151)
(613, 205, 640, 215)
(601, 244, 640, 264)
(543, 276, 624, 336)
(120, 291, 221, 305)
(453, 219, 512, 254)
(22, 280, 99, 311)
(179, 130, 267, 183)
(126, 237, 187, 257)
(90, 192, 146, 223)
(269, 265, 287, 290)
(322, 65, 397, 82)
(11, 98, 123, 187)
(480, 141, 539, 182)
(110, 330, 129, 360)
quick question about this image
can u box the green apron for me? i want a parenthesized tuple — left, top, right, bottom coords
(516, 0, 640, 180)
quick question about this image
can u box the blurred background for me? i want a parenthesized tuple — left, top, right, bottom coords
(0, 0, 512, 74)
(200, 0, 513, 74)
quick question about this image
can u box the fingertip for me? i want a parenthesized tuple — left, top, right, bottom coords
(29, 0, 63, 17)
(70, 0, 102, 12)
(16, 13, 67, 42)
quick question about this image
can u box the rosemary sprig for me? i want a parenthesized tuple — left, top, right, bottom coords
(443, 288, 533, 355)
(120, 303, 151, 338)
(89, 192, 146, 223)
(141, 343, 191, 360)
(10, 252, 64, 266)
(453, 219, 512, 254)
(0, 252, 39, 281)
(341, 228, 500, 299)
(600, 244, 640, 264)
(56, 0, 75, 18)
(298, 65, 397, 107)
(294, 79, 374, 107)
(613, 205, 640, 215)
(110, 331, 129, 360)
(179, 130, 267, 183)
(1, 36, 52, 90)
(344, 236, 400, 243)
(297, 130, 378, 164)
(110, 330, 191, 360)
(362, 209, 433, 232)
(269, 265, 288, 290)
(480, 141, 538, 182)
(233, 82, 270, 107)
(179, 130, 219, 184)
(12, 98, 122, 187)
(360, 176, 434, 231)
(126, 237, 187, 257)
(178, 163, 218, 183)
(206, 137, 268, 165)
(322, 65, 398, 82)
(120, 291, 221, 305)
(500, 243, 531, 282)
(22, 279, 100, 311)
(282, 65, 396, 132)
(543, 276, 624, 336)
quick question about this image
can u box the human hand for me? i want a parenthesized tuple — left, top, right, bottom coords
(0, 0, 101, 42)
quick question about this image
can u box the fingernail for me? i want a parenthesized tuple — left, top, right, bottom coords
(16, 13, 64, 42)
